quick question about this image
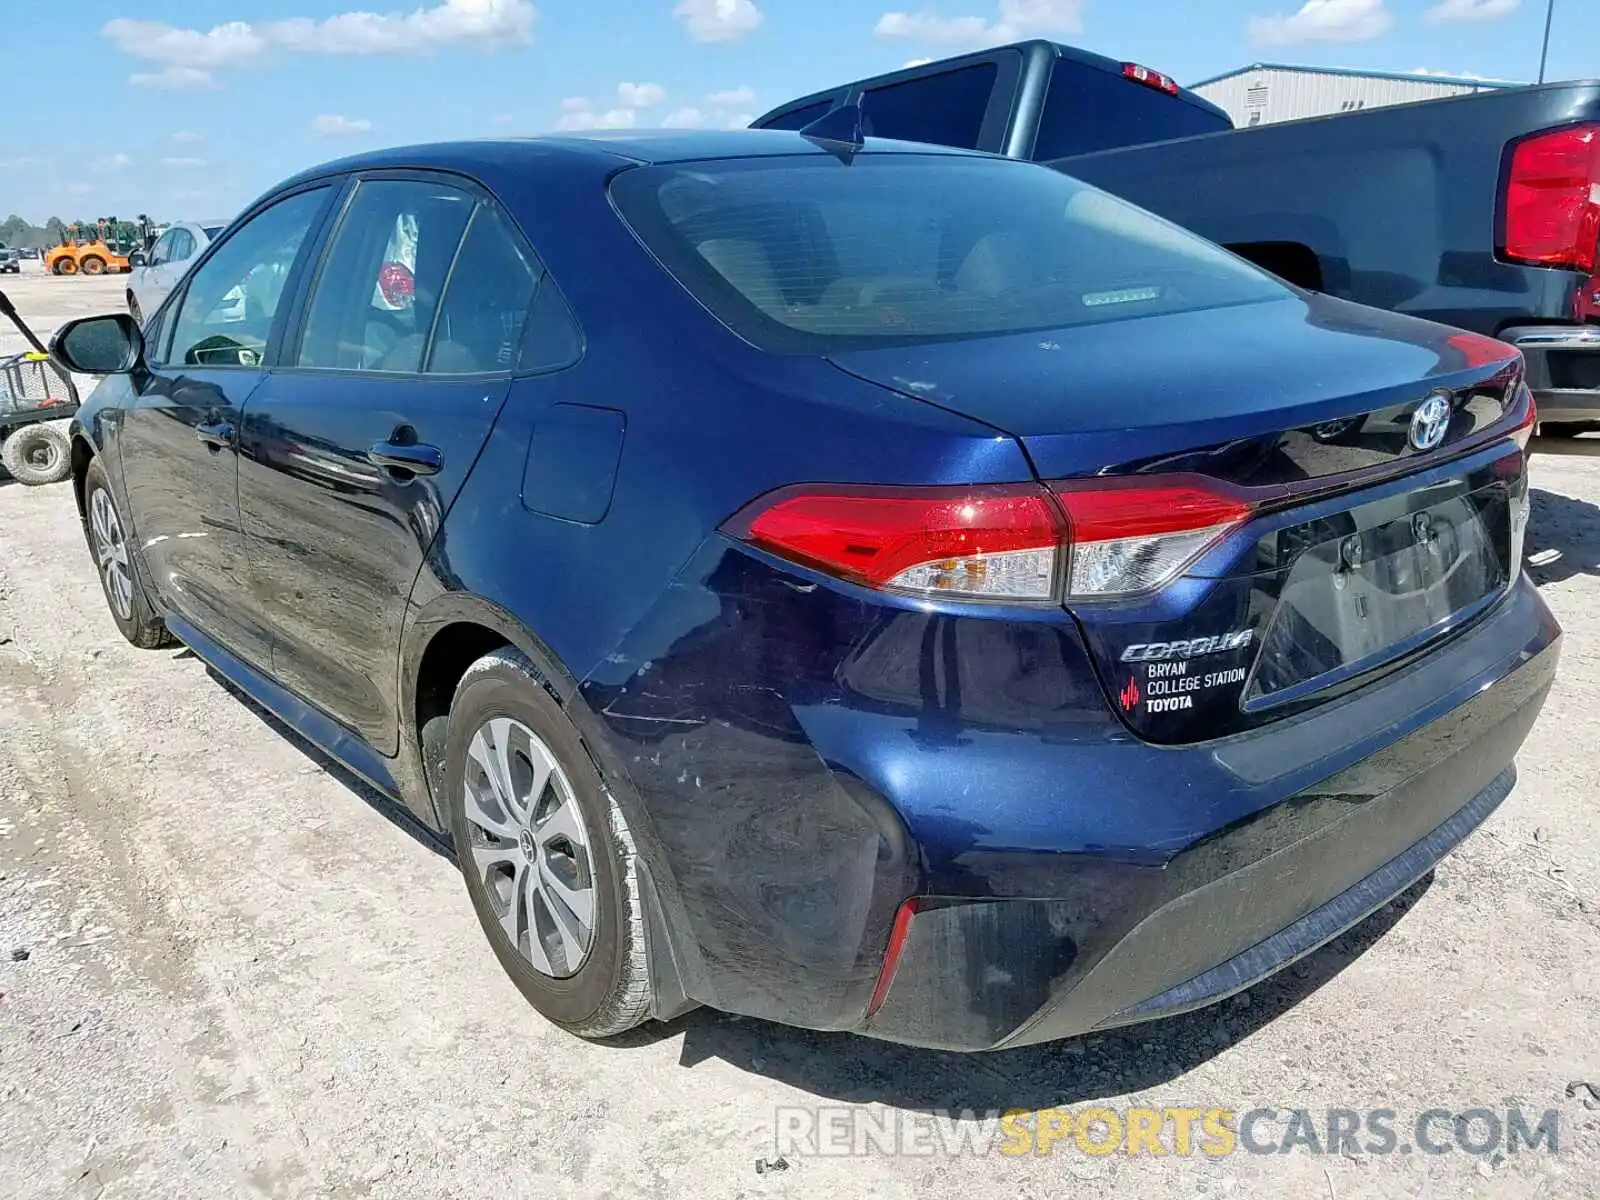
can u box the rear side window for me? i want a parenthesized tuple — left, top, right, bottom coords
(759, 99, 835, 131)
(612, 154, 1285, 354)
(1033, 58, 1230, 161)
(426, 205, 539, 374)
(296, 179, 474, 373)
(861, 63, 998, 151)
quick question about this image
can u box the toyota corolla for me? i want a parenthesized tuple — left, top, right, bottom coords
(53, 130, 1557, 1050)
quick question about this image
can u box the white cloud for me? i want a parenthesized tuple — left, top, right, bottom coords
(560, 96, 590, 111)
(661, 106, 708, 127)
(617, 81, 667, 108)
(1249, 0, 1392, 45)
(1407, 65, 1518, 80)
(93, 153, 134, 172)
(556, 107, 637, 130)
(1424, 0, 1518, 23)
(723, 112, 754, 128)
(104, 0, 536, 86)
(904, 57, 934, 67)
(130, 66, 218, 90)
(674, 0, 763, 42)
(311, 114, 374, 135)
(705, 85, 756, 106)
(873, 0, 1084, 46)
(170, 130, 202, 143)
(161, 156, 208, 168)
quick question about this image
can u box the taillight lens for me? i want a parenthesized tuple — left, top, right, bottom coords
(1054, 480, 1253, 598)
(731, 476, 1252, 603)
(743, 486, 1064, 601)
(1502, 123, 1600, 273)
(1511, 382, 1537, 452)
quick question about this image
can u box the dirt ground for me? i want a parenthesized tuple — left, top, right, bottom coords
(1, 269, 1597, 1198)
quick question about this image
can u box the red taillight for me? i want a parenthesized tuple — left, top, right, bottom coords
(1122, 63, 1180, 96)
(1502, 123, 1600, 273)
(731, 476, 1253, 602)
(1512, 383, 1538, 452)
(742, 484, 1065, 601)
(866, 898, 920, 1019)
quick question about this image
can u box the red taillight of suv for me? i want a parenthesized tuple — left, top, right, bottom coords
(1501, 123, 1600, 273)
(731, 476, 1252, 603)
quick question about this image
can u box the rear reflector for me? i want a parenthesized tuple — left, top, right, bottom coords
(1122, 63, 1180, 96)
(866, 898, 920, 1018)
(731, 475, 1253, 602)
(1501, 123, 1600, 273)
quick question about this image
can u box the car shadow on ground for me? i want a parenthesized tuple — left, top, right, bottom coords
(1527, 486, 1600, 587)
(198, 661, 452, 859)
(620, 876, 1432, 1111)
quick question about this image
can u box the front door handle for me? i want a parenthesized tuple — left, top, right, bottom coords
(367, 441, 442, 477)
(196, 420, 235, 451)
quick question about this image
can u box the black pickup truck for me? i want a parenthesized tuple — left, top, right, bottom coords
(755, 41, 1600, 431)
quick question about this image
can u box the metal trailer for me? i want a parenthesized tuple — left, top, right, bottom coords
(0, 289, 79, 485)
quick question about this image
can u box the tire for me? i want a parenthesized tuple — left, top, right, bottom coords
(445, 648, 652, 1038)
(127, 293, 143, 326)
(79, 256, 105, 276)
(1, 421, 71, 486)
(52, 258, 76, 276)
(81, 456, 174, 649)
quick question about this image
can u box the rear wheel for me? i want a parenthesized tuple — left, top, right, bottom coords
(53, 257, 77, 276)
(81, 456, 174, 649)
(79, 256, 105, 276)
(1, 422, 71, 485)
(445, 648, 653, 1038)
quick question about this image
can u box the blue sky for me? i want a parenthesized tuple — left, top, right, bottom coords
(0, 0, 1588, 223)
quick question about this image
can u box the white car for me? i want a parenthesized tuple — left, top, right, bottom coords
(126, 220, 230, 326)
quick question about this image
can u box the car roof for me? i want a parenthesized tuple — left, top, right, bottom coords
(273, 129, 984, 190)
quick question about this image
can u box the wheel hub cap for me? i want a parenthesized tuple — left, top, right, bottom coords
(462, 717, 596, 979)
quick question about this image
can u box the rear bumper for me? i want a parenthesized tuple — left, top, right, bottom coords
(1506, 325, 1600, 423)
(860, 575, 1559, 1050)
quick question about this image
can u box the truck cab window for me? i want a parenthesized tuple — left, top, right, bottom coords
(861, 62, 998, 151)
(1033, 58, 1230, 161)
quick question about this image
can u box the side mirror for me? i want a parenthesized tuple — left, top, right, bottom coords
(128, 251, 147, 268)
(51, 313, 144, 375)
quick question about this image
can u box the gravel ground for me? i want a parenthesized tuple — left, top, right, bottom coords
(1, 270, 1597, 1198)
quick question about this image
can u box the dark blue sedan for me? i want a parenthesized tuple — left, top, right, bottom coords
(53, 130, 1558, 1050)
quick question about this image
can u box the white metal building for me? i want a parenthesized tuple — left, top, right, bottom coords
(1191, 64, 1520, 127)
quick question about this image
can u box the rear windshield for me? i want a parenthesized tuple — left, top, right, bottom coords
(611, 153, 1285, 353)
(1034, 59, 1231, 161)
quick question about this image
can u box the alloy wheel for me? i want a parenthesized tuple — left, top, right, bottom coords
(462, 716, 596, 978)
(90, 487, 134, 621)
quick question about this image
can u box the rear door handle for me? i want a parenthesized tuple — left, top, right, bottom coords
(196, 420, 235, 451)
(367, 441, 442, 477)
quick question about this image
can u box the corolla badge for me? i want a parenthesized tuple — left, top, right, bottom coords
(1409, 392, 1453, 453)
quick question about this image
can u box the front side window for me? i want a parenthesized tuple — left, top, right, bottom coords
(164, 187, 329, 367)
(295, 179, 475, 373)
(168, 228, 197, 262)
(612, 154, 1287, 354)
(147, 230, 176, 266)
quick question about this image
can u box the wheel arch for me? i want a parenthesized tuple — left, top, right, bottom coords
(400, 591, 703, 1018)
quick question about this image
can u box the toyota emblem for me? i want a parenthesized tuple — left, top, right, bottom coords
(1408, 392, 1452, 453)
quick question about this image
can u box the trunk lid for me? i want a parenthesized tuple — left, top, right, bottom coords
(828, 292, 1532, 743)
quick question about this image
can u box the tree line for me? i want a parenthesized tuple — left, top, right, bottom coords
(0, 214, 72, 249)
